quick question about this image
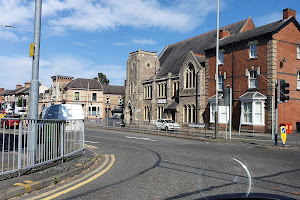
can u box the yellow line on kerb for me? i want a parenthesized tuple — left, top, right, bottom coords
(42, 154, 115, 200)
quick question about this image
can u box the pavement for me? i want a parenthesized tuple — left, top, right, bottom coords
(0, 126, 299, 200)
(0, 149, 98, 200)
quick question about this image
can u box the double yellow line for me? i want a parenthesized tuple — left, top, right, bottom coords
(28, 154, 115, 200)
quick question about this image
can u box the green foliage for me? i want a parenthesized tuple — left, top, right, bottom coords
(17, 97, 23, 107)
(96, 73, 110, 85)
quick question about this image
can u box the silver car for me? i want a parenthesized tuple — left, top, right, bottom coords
(154, 119, 180, 131)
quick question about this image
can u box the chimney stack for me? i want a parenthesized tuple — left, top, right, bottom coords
(219, 29, 230, 39)
(16, 84, 22, 89)
(25, 82, 31, 89)
(283, 8, 296, 20)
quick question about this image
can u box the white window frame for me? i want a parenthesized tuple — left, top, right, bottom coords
(297, 71, 300, 90)
(248, 41, 258, 59)
(118, 97, 123, 105)
(92, 92, 97, 102)
(89, 106, 99, 116)
(209, 103, 229, 124)
(249, 70, 258, 88)
(74, 91, 80, 101)
(218, 75, 224, 91)
(297, 45, 300, 60)
(241, 101, 264, 125)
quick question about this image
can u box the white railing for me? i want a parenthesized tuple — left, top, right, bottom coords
(0, 118, 84, 176)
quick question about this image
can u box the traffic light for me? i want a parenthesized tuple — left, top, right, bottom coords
(23, 99, 26, 107)
(279, 79, 290, 102)
(12, 102, 15, 109)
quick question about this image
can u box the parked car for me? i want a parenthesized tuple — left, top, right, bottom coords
(0, 115, 21, 129)
(154, 119, 180, 131)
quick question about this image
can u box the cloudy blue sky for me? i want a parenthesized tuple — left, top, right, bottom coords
(1, 0, 300, 89)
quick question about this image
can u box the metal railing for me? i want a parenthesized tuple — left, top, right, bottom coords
(85, 119, 215, 137)
(0, 118, 84, 177)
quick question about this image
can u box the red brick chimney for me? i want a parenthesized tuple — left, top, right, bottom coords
(219, 29, 230, 39)
(16, 84, 22, 89)
(25, 82, 30, 89)
(283, 8, 296, 20)
(0, 88, 4, 93)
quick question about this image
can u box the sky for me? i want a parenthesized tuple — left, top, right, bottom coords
(0, 0, 300, 90)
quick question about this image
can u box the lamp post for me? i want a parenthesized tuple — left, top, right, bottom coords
(215, 0, 220, 139)
(0, 25, 15, 28)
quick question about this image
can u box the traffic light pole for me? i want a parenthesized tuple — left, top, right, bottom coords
(275, 81, 278, 145)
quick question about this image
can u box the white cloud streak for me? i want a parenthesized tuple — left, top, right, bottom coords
(0, 0, 217, 38)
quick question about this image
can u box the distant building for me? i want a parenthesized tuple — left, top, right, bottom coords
(40, 75, 125, 119)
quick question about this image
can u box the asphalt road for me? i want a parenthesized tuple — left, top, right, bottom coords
(21, 128, 300, 200)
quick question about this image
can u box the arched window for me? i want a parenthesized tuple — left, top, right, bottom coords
(185, 63, 196, 88)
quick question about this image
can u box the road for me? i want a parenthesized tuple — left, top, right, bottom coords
(21, 128, 300, 200)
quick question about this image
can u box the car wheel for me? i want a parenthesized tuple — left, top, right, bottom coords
(165, 126, 168, 131)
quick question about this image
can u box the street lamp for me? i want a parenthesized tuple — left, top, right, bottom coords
(0, 25, 15, 28)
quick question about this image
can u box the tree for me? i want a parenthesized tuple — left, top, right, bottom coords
(94, 73, 110, 85)
(17, 97, 23, 107)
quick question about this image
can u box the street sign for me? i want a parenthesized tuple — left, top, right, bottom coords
(29, 43, 35, 57)
(280, 126, 286, 145)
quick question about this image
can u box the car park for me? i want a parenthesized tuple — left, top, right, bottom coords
(0, 115, 21, 129)
(154, 119, 180, 131)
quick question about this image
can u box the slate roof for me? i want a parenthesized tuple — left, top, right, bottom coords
(205, 16, 300, 50)
(64, 78, 103, 90)
(102, 85, 125, 95)
(16, 88, 30, 95)
(157, 18, 250, 78)
(0, 90, 13, 96)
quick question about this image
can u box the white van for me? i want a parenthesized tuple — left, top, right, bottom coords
(42, 104, 84, 131)
(42, 104, 84, 120)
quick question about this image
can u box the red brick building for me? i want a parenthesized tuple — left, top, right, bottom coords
(205, 8, 300, 132)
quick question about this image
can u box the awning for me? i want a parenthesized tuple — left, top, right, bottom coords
(164, 101, 178, 111)
(239, 92, 267, 100)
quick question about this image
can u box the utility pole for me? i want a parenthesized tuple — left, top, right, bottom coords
(215, 0, 220, 139)
(28, 0, 42, 165)
(275, 80, 278, 145)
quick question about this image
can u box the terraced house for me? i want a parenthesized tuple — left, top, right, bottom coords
(125, 8, 300, 132)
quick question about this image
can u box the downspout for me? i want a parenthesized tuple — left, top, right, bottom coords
(232, 43, 235, 128)
(196, 71, 198, 123)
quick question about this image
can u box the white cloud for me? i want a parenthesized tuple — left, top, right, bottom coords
(1, 0, 217, 36)
(132, 39, 156, 45)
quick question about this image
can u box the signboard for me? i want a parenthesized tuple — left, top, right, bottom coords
(280, 126, 287, 145)
(157, 99, 167, 104)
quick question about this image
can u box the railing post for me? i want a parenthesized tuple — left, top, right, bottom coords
(18, 121, 23, 174)
(61, 121, 64, 160)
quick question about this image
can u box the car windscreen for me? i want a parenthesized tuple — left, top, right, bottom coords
(166, 120, 174, 123)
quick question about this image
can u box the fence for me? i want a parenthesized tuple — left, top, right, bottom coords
(0, 118, 84, 177)
(85, 119, 216, 138)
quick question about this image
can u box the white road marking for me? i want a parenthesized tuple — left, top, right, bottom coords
(85, 141, 100, 144)
(125, 136, 156, 142)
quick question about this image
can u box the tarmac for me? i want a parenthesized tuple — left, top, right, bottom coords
(0, 126, 299, 200)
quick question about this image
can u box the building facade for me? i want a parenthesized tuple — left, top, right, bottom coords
(125, 8, 300, 132)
